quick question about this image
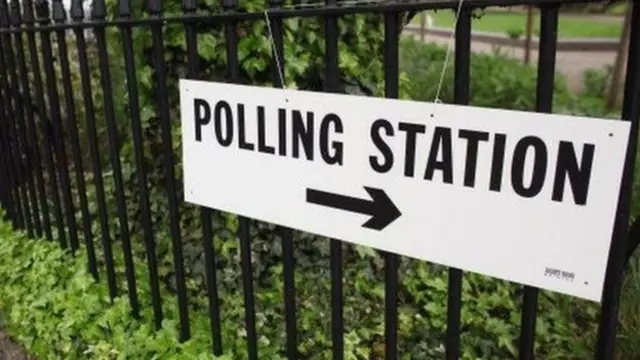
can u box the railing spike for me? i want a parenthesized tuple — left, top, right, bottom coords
(70, 0, 84, 20)
(91, 0, 106, 20)
(52, 0, 66, 22)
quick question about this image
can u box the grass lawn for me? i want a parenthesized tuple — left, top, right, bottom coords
(414, 10, 623, 38)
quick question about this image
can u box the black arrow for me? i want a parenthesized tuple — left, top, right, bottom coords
(306, 186, 401, 231)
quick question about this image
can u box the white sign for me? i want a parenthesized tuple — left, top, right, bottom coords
(180, 79, 630, 302)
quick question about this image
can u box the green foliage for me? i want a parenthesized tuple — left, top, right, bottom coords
(581, 65, 613, 100)
(561, 1, 627, 15)
(13, 6, 635, 360)
(420, 8, 622, 38)
(400, 37, 562, 109)
(616, 253, 640, 360)
(399, 37, 620, 119)
(0, 216, 602, 360)
(505, 26, 524, 40)
(0, 219, 212, 359)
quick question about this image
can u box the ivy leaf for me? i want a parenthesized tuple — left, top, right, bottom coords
(198, 33, 219, 61)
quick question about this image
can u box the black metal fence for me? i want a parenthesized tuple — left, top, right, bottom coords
(0, 0, 638, 358)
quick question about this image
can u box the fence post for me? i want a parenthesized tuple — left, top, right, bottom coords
(90, 0, 140, 317)
(117, 0, 164, 328)
(218, 0, 258, 357)
(383, 10, 399, 360)
(519, 4, 559, 359)
(147, 0, 190, 341)
(7, 0, 44, 238)
(596, 1, 640, 359)
(181, 0, 221, 351)
(0, 6, 25, 231)
(70, 0, 118, 297)
(52, 0, 99, 278)
(35, 0, 81, 251)
(2, 0, 39, 239)
(0, 26, 15, 225)
(265, 0, 299, 358)
(0, 79, 15, 224)
(26, 0, 68, 249)
(446, 6, 472, 360)
(323, 1, 344, 358)
(10, 0, 51, 240)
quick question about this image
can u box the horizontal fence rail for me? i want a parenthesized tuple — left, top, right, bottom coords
(0, 0, 638, 359)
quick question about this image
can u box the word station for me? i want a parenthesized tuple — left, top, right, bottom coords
(193, 98, 595, 206)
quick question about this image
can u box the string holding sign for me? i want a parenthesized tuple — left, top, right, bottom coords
(433, 0, 466, 115)
(264, 9, 286, 89)
(261, 0, 468, 115)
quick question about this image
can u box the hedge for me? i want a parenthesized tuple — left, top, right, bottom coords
(0, 212, 602, 359)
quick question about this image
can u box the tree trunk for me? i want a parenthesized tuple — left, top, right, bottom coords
(607, 2, 632, 110)
(420, 11, 426, 42)
(524, 6, 534, 64)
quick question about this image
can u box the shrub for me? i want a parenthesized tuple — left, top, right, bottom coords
(399, 37, 619, 119)
(616, 253, 640, 360)
(399, 37, 571, 110)
(581, 65, 614, 99)
(506, 27, 524, 39)
(0, 218, 217, 360)
(0, 217, 602, 360)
